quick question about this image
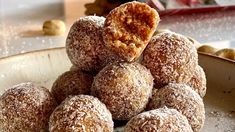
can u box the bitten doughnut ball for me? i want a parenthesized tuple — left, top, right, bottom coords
(91, 62, 154, 120)
(142, 32, 198, 87)
(125, 107, 193, 132)
(187, 65, 207, 97)
(147, 83, 205, 132)
(49, 95, 113, 132)
(51, 70, 93, 104)
(66, 16, 111, 72)
(103, 1, 159, 62)
(0, 82, 57, 132)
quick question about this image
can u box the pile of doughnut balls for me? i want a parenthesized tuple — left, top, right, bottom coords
(0, 2, 207, 132)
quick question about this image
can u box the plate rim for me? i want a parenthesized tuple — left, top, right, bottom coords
(0, 47, 65, 62)
(0, 47, 234, 64)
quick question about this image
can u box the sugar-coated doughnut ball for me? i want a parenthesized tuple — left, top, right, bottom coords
(49, 95, 113, 132)
(66, 16, 112, 72)
(0, 82, 57, 131)
(51, 70, 93, 104)
(103, 1, 159, 62)
(187, 65, 207, 97)
(142, 32, 198, 87)
(91, 62, 154, 120)
(125, 107, 193, 132)
(147, 83, 205, 132)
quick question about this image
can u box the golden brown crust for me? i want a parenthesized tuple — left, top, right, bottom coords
(142, 32, 198, 87)
(103, 1, 159, 62)
(0, 82, 57, 132)
(66, 16, 114, 72)
(49, 95, 113, 132)
(125, 107, 193, 132)
(147, 83, 205, 132)
(187, 65, 207, 97)
(91, 62, 154, 120)
(51, 70, 94, 104)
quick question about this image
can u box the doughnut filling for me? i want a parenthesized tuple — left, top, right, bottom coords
(103, 1, 159, 62)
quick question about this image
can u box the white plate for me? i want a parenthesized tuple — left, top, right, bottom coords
(0, 48, 234, 132)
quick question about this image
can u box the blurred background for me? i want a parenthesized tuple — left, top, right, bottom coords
(0, 0, 235, 58)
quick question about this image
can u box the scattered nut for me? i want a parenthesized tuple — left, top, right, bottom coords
(197, 45, 218, 54)
(214, 48, 235, 61)
(43, 20, 66, 35)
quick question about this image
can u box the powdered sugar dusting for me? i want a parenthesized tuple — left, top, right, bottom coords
(49, 95, 113, 131)
(142, 32, 198, 87)
(187, 65, 207, 97)
(0, 82, 57, 131)
(66, 16, 113, 72)
(91, 62, 154, 120)
(125, 107, 193, 132)
(51, 70, 94, 104)
(147, 83, 205, 132)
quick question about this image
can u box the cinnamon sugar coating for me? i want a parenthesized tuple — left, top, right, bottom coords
(187, 65, 207, 97)
(91, 62, 154, 120)
(147, 83, 205, 132)
(66, 16, 113, 72)
(124, 107, 193, 132)
(0, 82, 57, 132)
(51, 70, 93, 104)
(103, 1, 159, 62)
(142, 32, 198, 87)
(49, 95, 113, 132)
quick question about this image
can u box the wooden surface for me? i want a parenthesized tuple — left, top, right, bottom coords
(64, 0, 94, 25)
